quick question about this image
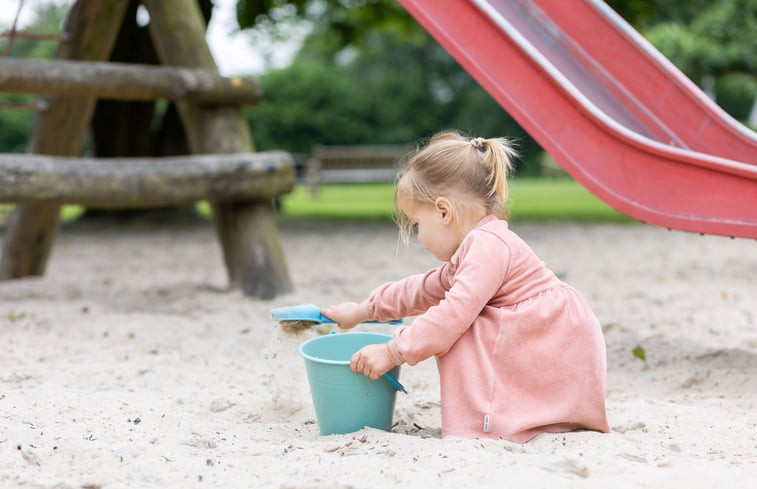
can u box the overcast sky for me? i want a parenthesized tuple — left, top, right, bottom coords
(0, 0, 299, 75)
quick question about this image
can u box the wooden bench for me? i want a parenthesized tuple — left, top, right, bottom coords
(305, 145, 412, 194)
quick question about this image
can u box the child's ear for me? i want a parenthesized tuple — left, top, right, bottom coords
(435, 197, 453, 224)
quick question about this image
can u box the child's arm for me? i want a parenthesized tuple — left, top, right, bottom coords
(323, 266, 449, 328)
(363, 266, 450, 321)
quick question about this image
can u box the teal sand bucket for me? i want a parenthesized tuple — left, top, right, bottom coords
(299, 332, 401, 435)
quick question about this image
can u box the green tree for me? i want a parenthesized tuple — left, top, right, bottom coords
(609, 0, 756, 122)
(236, 0, 414, 46)
(246, 60, 376, 153)
(606, 0, 717, 26)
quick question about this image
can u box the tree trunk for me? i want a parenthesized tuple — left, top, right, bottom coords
(0, 0, 129, 279)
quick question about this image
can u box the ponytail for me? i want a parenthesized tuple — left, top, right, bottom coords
(476, 137, 517, 203)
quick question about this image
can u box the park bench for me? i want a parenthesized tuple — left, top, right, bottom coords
(304, 144, 412, 194)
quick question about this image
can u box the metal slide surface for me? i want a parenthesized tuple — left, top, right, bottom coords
(397, 0, 757, 238)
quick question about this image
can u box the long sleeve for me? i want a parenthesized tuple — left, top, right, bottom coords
(362, 265, 451, 321)
(392, 229, 510, 365)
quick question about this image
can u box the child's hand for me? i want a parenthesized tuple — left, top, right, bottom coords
(321, 302, 369, 330)
(350, 343, 396, 380)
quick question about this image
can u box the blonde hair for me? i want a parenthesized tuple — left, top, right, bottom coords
(395, 130, 517, 242)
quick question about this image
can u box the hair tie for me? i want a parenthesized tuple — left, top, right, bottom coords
(470, 137, 485, 149)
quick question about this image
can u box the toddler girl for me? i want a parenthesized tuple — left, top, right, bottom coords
(323, 130, 609, 442)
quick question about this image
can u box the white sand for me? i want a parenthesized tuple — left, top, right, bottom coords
(1, 218, 756, 488)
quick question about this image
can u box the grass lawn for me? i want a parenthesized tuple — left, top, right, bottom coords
(0, 178, 631, 225)
(277, 178, 632, 222)
(507, 178, 631, 221)
(277, 183, 395, 220)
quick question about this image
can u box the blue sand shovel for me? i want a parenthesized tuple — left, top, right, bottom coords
(271, 303, 402, 329)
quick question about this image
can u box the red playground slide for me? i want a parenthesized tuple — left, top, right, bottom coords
(397, 0, 757, 238)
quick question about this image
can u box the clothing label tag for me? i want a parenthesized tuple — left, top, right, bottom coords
(483, 414, 490, 433)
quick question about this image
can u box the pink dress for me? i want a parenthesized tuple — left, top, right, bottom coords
(362, 215, 609, 442)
